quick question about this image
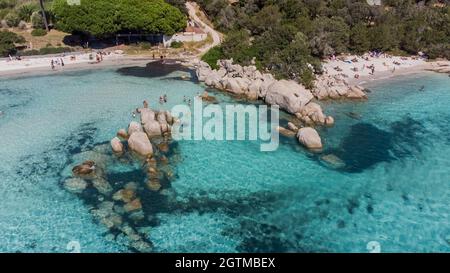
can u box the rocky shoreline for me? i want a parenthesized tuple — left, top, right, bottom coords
(194, 59, 369, 150)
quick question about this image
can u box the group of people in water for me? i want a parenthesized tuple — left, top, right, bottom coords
(130, 92, 212, 118)
(159, 94, 168, 104)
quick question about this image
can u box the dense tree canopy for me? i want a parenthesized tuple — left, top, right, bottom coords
(52, 0, 186, 37)
(198, 0, 450, 87)
(0, 30, 25, 56)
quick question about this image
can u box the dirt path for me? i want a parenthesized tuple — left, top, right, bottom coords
(186, 1, 222, 55)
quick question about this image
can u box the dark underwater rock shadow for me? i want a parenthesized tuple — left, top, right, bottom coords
(116, 60, 196, 80)
(318, 116, 429, 173)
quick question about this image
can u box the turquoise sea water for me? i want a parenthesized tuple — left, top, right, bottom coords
(0, 64, 449, 253)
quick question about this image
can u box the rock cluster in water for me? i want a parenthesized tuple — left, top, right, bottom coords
(313, 74, 367, 100)
(196, 59, 338, 150)
(277, 125, 323, 150)
(63, 104, 179, 252)
(196, 60, 333, 122)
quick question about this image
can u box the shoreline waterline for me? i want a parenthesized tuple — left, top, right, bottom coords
(0, 56, 164, 79)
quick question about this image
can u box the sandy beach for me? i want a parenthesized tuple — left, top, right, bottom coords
(0, 52, 157, 78)
(1, 50, 448, 88)
(322, 54, 450, 86)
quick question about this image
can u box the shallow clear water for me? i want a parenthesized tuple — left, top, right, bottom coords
(1, 66, 449, 253)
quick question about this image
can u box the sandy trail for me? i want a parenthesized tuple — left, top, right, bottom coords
(186, 1, 222, 55)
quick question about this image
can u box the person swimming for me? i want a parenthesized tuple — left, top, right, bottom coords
(419, 85, 425, 91)
(163, 94, 167, 103)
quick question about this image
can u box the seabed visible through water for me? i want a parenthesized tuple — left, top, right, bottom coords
(0, 62, 449, 253)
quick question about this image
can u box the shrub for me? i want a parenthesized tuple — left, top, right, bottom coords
(31, 28, 47, 36)
(20, 47, 74, 56)
(4, 11, 19, 27)
(170, 41, 183, 48)
(38, 46, 72, 55)
(20, 49, 39, 56)
(0, 8, 9, 20)
(17, 3, 38, 22)
(201, 46, 224, 69)
(139, 42, 151, 50)
(30, 11, 44, 29)
(0, 30, 25, 56)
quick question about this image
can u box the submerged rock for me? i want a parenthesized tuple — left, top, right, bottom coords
(129, 210, 145, 222)
(157, 142, 169, 153)
(63, 178, 87, 193)
(320, 154, 346, 169)
(276, 126, 296, 138)
(113, 189, 136, 203)
(297, 127, 323, 150)
(92, 178, 113, 195)
(201, 94, 218, 104)
(147, 179, 162, 192)
(100, 213, 123, 229)
(124, 199, 142, 212)
(72, 161, 96, 177)
(130, 240, 152, 253)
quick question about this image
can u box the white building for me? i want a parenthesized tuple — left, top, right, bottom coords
(163, 21, 207, 47)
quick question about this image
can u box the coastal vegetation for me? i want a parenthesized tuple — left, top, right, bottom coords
(30, 27, 46, 36)
(198, 0, 450, 87)
(0, 0, 189, 56)
(52, 0, 186, 37)
(0, 29, 24, 56)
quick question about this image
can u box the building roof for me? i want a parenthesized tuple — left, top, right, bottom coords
(185, 26, 205, 34)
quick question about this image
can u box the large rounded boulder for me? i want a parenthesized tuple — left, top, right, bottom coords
(110, 137, 124, 153)
(143, 119, 162, 137)
(265, 80, 314, 114)
(128, 132, 153, 156)
(297, 127, 323, 150)
(128, 121, 143, 136)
